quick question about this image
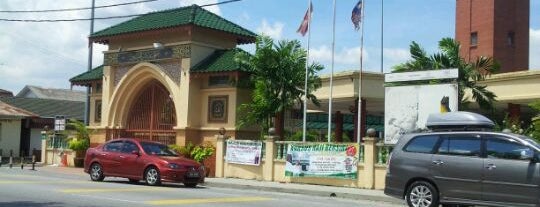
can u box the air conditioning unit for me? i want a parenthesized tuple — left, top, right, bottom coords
(426, 111, 495, 132)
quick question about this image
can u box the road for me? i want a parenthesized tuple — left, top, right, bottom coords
(0, 167, 404, 207)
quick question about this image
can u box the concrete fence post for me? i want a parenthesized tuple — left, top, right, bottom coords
(363, 137, 378, 189)
(215, 134, 226, 178)
(263, 135, 276, 181)
(41, 137, 47, 164)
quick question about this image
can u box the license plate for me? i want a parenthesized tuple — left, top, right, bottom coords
(187, 172, 199, 178)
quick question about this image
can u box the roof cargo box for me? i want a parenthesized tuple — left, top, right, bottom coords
(426, 112, 495, 132)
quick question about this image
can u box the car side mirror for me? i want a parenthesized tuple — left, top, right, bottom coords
(131, 150, 140, 156)
(520, 149, 534, 161)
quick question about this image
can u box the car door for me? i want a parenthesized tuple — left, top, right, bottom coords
(481, 135, 540, 205)
(431, 134, 483, 201)
(118, 141, 144, 178)
(101, 140, 124, 175)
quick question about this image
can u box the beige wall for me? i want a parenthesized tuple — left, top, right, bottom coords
(44, 148, 75, 166)
(479, 70, 540, 103)
(314, 71, 384, 100)
(0, 119, 21, 157)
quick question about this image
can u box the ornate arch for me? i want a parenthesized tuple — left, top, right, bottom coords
(107, 62, 181, 129)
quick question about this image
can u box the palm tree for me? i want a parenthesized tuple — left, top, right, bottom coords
(235, 35, 323, 139)
(393, 37, 499, 111)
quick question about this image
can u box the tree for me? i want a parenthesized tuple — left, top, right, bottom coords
(235, 35, 323, 139)
(393, 38, 499, 111)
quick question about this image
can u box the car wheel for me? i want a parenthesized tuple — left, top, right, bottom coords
(128, 179, 139, 184)
(90, 163, 105, 181)
(184, 183, 197, 188)
(406, 181, 439, 207)
(145, 167, 161, 186)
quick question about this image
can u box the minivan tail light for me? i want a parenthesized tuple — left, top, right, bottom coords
(386, 152, 393, 173)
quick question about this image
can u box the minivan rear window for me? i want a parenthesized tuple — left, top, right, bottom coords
(404, 135, 439, 153)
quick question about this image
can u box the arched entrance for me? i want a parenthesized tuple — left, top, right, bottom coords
(123, 80, 177, 144)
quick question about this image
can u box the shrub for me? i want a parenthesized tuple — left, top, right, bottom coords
(169, 142, 214, 163)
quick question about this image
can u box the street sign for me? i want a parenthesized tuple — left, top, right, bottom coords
(54, 115, 66, 131)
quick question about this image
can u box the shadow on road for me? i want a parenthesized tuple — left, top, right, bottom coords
(0, 201, 66, 207)
(102, 179, 207, 189)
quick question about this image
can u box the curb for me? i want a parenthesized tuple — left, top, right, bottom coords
(203, 181, 403, 204)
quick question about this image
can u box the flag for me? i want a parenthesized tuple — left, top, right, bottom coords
(351, 0, 363, 30)
(297, 2, 313, 36)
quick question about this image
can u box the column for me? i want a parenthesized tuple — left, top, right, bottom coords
(263, 135, 276, 181)
(362, 136, 377, 189)
(335, 111, 343, 142)
(508, 103, 521, 122)
(361, 98, 367, 139)
(214, 134, 226, 177)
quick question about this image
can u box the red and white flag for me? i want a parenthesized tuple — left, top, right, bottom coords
(296, 2, 313, 36)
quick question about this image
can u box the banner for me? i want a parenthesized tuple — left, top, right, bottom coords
(285, 143, 358, 179)
(225, 140, 263, 166)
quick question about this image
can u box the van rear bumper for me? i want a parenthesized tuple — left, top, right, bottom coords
(384, 173, 404, 200)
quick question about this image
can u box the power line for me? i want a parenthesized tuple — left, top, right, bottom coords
(0, 0, 241, 22)
(0, 0, 159, 13)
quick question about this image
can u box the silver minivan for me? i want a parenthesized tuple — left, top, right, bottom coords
(385, 112, 540, 207)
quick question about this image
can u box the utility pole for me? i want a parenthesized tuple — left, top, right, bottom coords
(84, 0, 96, 124)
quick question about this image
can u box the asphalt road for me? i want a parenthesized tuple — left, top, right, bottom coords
(0, 167, 404, 207)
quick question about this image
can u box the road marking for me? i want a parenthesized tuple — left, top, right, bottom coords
(0, 173, 38, 178)
(61, 187, 172, 193)
(0, 180, 89, 184)
(146, 197, 272, 205)
(72, 194, 142, 204)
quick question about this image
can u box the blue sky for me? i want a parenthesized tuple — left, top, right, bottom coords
(0, 0, 538, 93)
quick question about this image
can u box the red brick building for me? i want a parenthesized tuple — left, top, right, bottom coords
(456, 0, 529, 73)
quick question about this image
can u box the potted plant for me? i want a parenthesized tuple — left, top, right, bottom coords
(66, 120, 91, 167)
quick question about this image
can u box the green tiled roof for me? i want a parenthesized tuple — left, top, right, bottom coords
(70, 65, 103, 85)
(90, 5, 256, 43)
(0, 97, 84, 120)
(191, 48, 249, 73)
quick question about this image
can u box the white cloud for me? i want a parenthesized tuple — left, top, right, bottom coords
(309, 46, 411, 73)
(256, 19, 284, 40)
(0, 0, 188, 93)
(530, 28, 540, 69)
(310, 45, 368, 66)
(383, 48, 410, 70)
(179, 0, 221, 15)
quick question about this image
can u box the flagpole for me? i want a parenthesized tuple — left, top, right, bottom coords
(380, 0, 384, 74)
(327, 0, 337, 143)
(302, 0, 312, 143)
(356, 0, 366, 145)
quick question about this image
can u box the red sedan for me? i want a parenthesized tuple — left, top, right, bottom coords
(84, 138, 205, 187)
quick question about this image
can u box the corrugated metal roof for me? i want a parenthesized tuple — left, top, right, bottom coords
(0, 101, 37, 118)
(0, 97, 84, 120)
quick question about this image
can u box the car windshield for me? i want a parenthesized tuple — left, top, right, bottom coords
(140, 142, 178, 156)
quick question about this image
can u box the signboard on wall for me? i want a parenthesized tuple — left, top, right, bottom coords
(384, 84, 458, 144)
(284, 143, 358, 179)
(54, 115, 66, 131)
(225, 140, 263, 166)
